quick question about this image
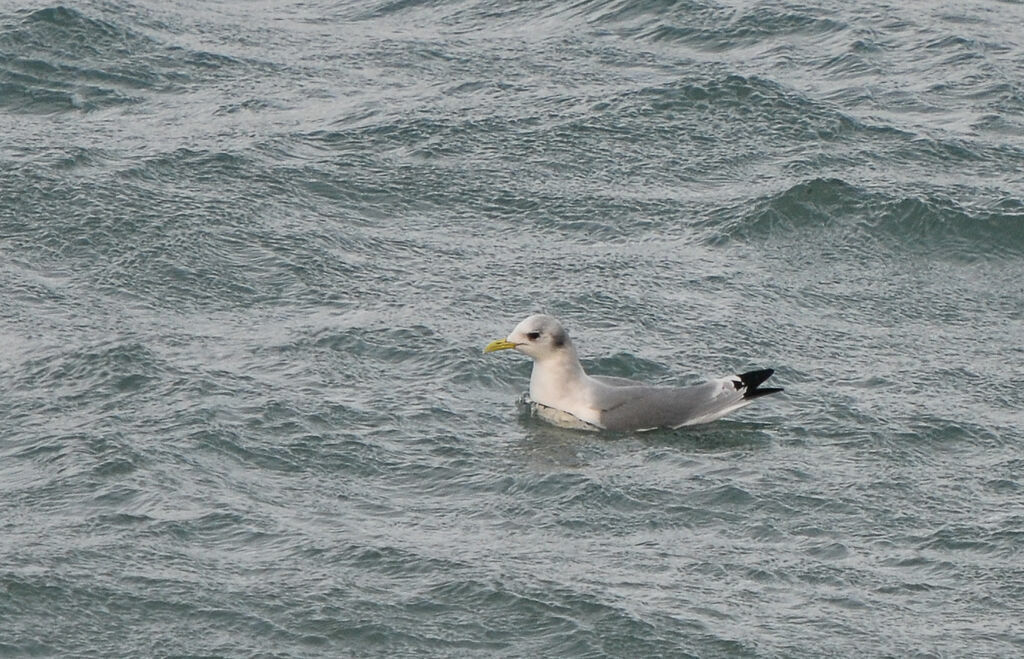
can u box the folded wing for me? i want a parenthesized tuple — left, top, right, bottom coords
(594, 369, 782, 431)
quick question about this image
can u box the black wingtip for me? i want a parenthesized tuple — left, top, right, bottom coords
(734, 369, 784, 399)
(746, 386, 784, 399)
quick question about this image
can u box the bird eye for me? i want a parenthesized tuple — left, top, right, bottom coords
(526, 331, 541, 340)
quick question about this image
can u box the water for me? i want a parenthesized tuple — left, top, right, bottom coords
(2, 1, 1022, 656)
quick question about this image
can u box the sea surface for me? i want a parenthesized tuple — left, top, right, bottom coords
(2, 1, 1023, 656)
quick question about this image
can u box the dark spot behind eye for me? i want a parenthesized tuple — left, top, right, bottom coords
(526, 331, 541, 340)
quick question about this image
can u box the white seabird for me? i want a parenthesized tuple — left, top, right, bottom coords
(484, 314, 783, 431)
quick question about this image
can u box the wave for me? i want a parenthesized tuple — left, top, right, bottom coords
(553, 0, 845, 50)
(0, 5, 247, 113)
(720, 177, 1024, 259)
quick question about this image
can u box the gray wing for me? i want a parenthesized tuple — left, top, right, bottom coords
(593, 378, 750, 431)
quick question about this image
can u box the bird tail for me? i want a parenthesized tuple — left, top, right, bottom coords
(735, 369, 784, 400)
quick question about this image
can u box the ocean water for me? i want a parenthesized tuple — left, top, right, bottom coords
(2, 0, 1023, 656)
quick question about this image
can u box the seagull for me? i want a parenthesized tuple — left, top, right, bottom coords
(484, 314, 782, 431)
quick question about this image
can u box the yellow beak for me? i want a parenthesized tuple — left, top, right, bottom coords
(483, 338, 518, 353)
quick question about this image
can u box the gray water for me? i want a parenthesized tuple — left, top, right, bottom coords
(2, 1, 1023, 656)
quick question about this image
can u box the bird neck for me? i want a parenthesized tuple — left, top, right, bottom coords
(529, 345, 587, 407)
